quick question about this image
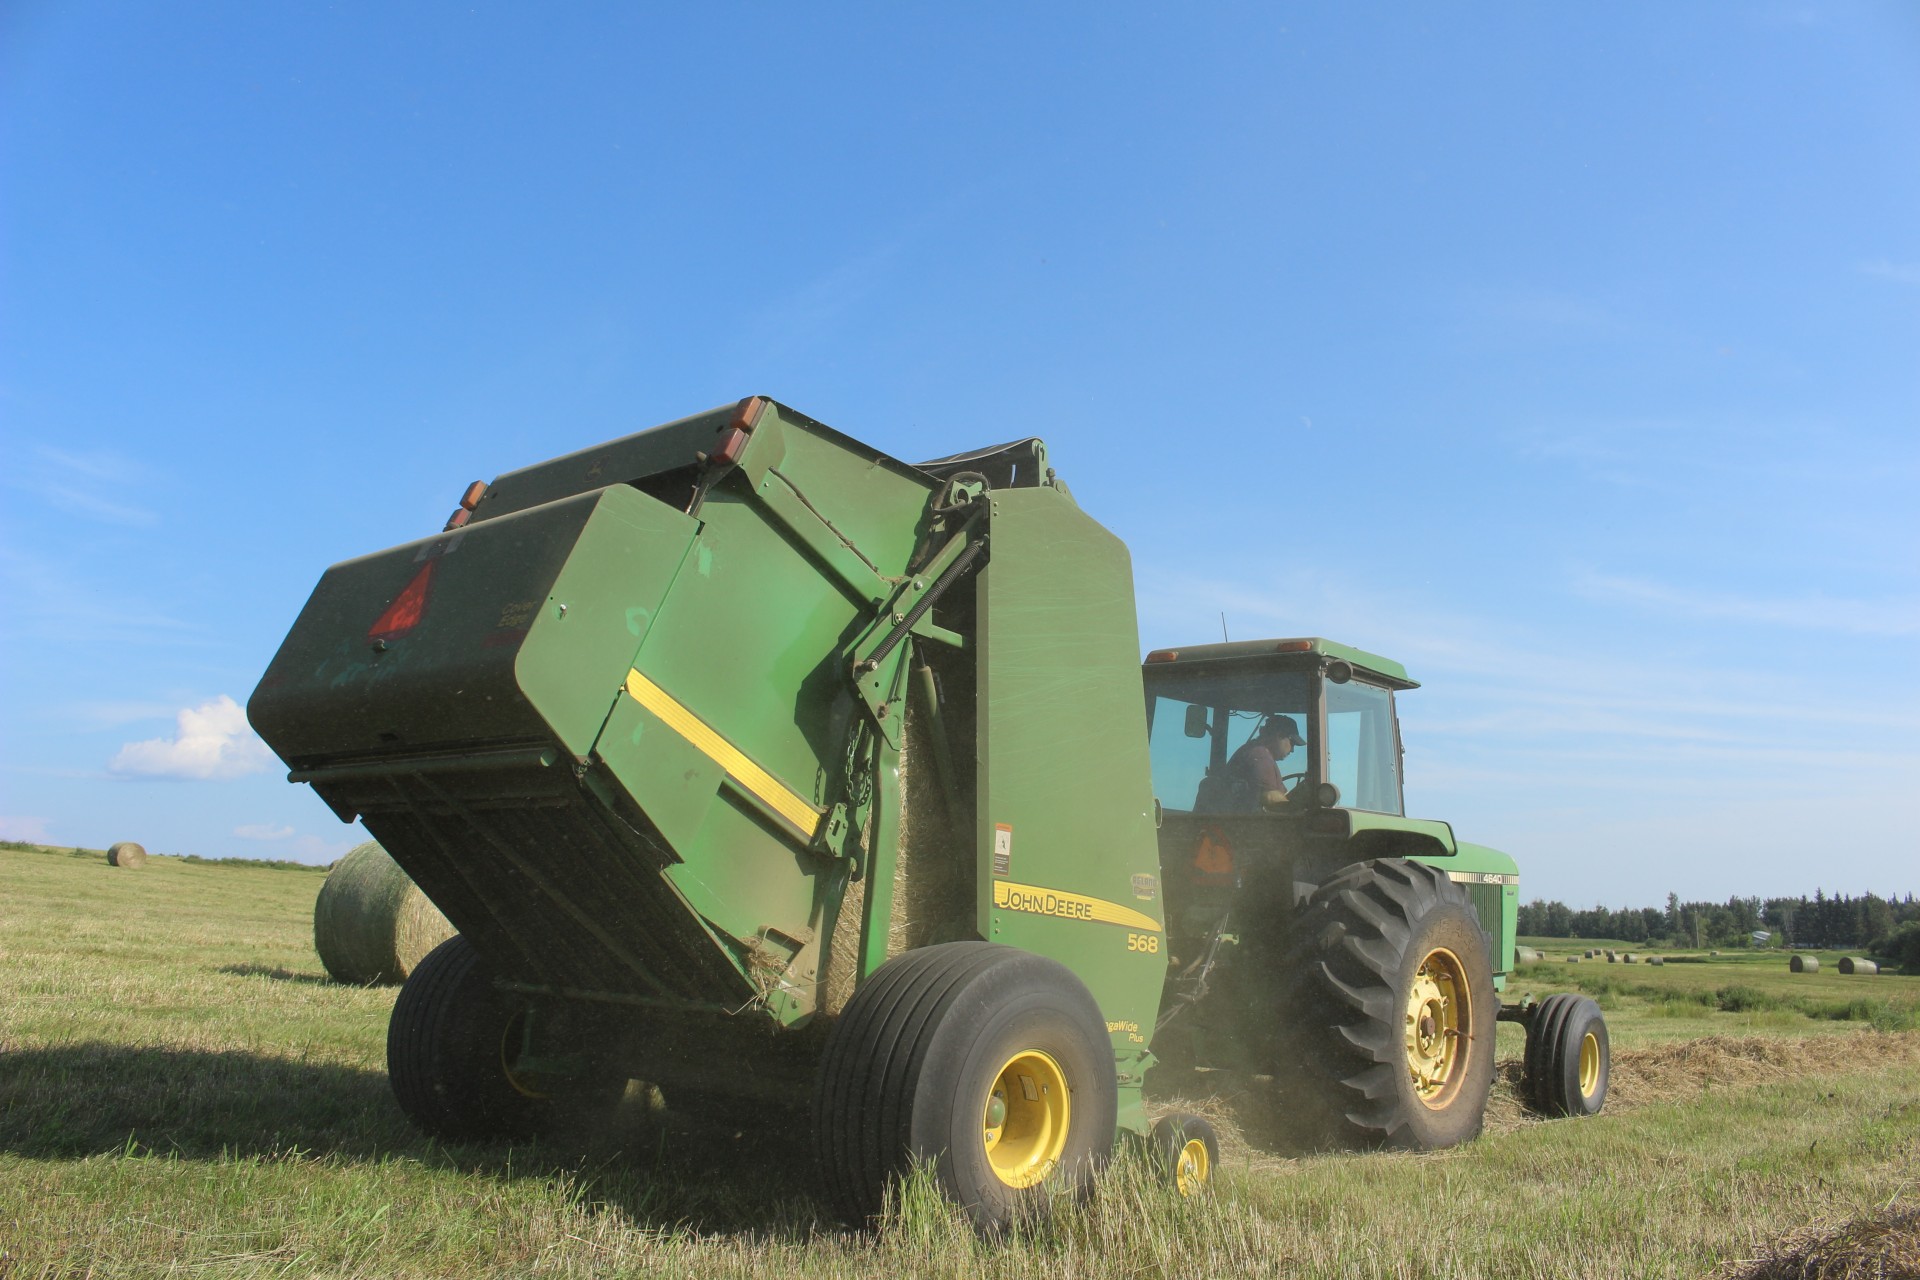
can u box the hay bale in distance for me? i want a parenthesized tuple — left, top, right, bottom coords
(106, 841, 147, 869)
(313, 841, 455, 985)
(1605, 950, 1618, 962)
(1515, 945, 1542, 964)
(1584, 949, 1596, 959)
(1648, 955, 1665, 966)
(1839, 957, 1878, 976)
(1623, 952, 1638, 963)
(1789, 954, 1819, 974)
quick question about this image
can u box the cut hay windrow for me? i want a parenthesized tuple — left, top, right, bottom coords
(106, 841, 146, 869)
(312, 841, 455, 985)
(1601, 1030, 1920, 1109)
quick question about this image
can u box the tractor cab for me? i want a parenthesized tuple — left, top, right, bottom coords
(1142, 637, 1414, 823)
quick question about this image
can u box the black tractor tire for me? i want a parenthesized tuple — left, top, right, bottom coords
(1148, 1112, 1222, 1197)
(1287, 858, 1497, 1151)
(813, 941, 1117, 1234)
(388, 934, 551, 1142)
(1523, 993, 1609, 1117)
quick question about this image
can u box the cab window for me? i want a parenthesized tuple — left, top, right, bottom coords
(1145, 670, 1310, 813)
(1325, 680, 1402, 814)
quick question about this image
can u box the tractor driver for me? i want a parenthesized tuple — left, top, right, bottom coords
(1225, 713, 1304, 811)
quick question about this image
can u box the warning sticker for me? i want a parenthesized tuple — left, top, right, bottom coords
(992, 823, 1013, 877)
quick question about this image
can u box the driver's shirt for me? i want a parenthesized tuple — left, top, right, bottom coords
(1226, 741, 1286, 807)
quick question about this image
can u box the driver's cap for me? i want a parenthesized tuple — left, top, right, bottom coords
(1264, 713, 1304, 745)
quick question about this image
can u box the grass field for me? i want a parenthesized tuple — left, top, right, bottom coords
(3, 843, 1918, 1279)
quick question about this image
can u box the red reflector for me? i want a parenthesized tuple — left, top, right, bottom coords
(1146, 649, 1179, 663)
(459, 481, 487, 510)
(442, 508, 471, 531)
(369, 562, 435, 640)
(1274, 640, 1313, 653)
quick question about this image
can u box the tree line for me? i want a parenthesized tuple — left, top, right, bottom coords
(1516, 889, 1920, 955)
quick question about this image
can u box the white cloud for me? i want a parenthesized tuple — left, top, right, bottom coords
(109, 696, 274, 781)
(0, 545, 197, 646)
(1574, 571, 1920, 637)
(14, 446, 160, 526)
(0, 816, 52, 842)
(1861, 259, 1920, 287)
(233, 822, 294, 840)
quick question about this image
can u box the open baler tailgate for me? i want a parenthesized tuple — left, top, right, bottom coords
(247, 482, 761, 1003)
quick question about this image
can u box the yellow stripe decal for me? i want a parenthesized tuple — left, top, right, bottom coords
(624, 668, 821, 835)
(994, 880, 1161, 932)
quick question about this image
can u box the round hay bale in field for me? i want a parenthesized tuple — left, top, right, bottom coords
(1648, 956, 1664, 966)
(1789, 955, 1819, 974)
(313, 841, 455, 985)
(1623, 953, 1638, 963)
(1584, 949, 1596, 959)
(106, 841, 147, 868)
(1516, 946, 1542, 964)
(1605, 950, 1618, 962)
(1567, 956, 1581, 963)
(1839, 957, 1878, 975)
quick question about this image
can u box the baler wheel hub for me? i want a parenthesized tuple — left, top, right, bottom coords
(1174, 1136, 1211, 1196)
(981, 1049, 1070, 1189)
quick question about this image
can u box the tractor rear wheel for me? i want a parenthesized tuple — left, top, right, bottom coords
(1287, 858, 1496, 1150)
(813, 942, 1117, 1233)
(1523, 993, 1609, 1117)
(388, 934, 555, 1141)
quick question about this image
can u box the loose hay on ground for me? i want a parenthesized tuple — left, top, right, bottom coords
(1717, 1207, 1920, 1280)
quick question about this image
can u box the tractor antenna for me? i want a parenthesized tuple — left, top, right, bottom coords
(1220, 612, 1229, 642)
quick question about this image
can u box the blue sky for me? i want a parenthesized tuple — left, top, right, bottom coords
(2, 3, 1915, 906)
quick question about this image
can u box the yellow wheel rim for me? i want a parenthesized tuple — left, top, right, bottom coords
(1174, 1136, 1210, 1197)
(1404, 946, 1470, 1107)
(982, 1049, 1071, 1189)
(500, 1011, 550, 1100)
(1578, 1030, 1600, 1098)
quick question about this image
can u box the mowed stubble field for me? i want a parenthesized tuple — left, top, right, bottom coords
(2, 843, 1918, 1280)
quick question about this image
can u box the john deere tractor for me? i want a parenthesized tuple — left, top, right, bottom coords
(249, 397, 1606, 1232)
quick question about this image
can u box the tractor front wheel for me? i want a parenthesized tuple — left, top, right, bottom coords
(1288, 858, 1497, 1150)
(1523, 993, 1609, 1117)
(813, 942, 1117, 1233)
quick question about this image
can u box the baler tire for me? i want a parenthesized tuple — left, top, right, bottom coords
(812, 941, 1117, 1234)
(1148, 1112, 1221, 1197)
(387, 934, 547, 1142)
(1286, 858, 1496, 1151)
(1523, 993, 1608, 1117)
